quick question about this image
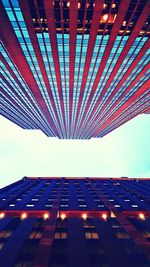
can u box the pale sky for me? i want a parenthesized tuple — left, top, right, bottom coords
(0, 114, 150, 188)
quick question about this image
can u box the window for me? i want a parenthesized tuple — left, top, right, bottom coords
(56, 219, 67, 229)
(85, 232, 99, 239)
(83, 220, 95, 229)
(98, 205, 105, 207)
(0, 231, 12, 238)
(112, 225, 122, 229)
(116, 232, 130, 239)
(0, 242, 4, 250)
(79, 204, 87, 207)
(54, 232, 67, 239)
(34, 218, 46, 228)
(29, 231, 42, 239)
(143, 232, 150, 238)
(60, 204, 68, 208)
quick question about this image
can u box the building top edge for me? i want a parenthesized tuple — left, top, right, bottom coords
(23, 176, 150, 180)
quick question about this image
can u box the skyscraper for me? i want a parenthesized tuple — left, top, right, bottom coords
(0, 177, 150, 267)
(0, 0, 149, 139)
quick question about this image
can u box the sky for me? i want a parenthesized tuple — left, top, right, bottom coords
(0, 114, 150, 188)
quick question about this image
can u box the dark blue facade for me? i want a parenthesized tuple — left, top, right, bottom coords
(0, 177, 150, 267)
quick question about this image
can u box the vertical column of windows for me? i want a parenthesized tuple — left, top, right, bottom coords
(74, 35, 108, 137)
(37, 33, 65, 137)
(83, 218, 108, 267)
(57, 34, 69, 138)
(48, 218, 68, 266)
(14, 218, 45, 267)
(71, 34, 89, 137)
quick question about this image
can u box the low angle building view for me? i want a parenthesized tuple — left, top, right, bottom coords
(0, 0, 150, 266)
(0, 177, 150, 267)
(0, 0, 149, 138)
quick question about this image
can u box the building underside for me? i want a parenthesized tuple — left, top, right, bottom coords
(0, 0, 150, 139)
(0, 177, 150, 266)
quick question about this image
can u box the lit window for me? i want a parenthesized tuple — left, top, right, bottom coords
(112, 225, 122, 229)
(54, 232, 67, 239)
(143, 232, 150, 238)
(83, 222, 95, 229)
(116, 232, 130, 239)
(45, 204, 53, 207)
(26, 204, 34, 207)
(9, 204, 15, 207)
(131, 205, 138, 208)
(85, 232, 99, 239)
(60, 204, 68, 207)
(0, 231, 12, 238)
(29, 231, 42, 239)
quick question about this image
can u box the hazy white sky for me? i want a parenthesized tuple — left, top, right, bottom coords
(0, 114, 150, 188)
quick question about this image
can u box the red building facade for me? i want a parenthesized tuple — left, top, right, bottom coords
(0, 0, 150, 139)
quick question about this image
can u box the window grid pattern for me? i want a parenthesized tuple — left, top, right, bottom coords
(98, 70, 149, 125)
(75, 35, 128, 136)
(71, 34, 89, 136)
(0, 42, 53, 133)
(81, 74, 149, 138)
(57, 34, 70, 138)
(1, 1, 149, 139)
(3, 0, 61, 136)
(99, 91, 150, 137)
(37, 33, 65, 136)
(73, 35, 109, 137)
(77, 36, 148, 138)
(94, 50, 150, 123)
(1, 98, 35, 129)
(1, 178, 150, 211)
(82, 41, 149, 134)
(0, 65, 47, 130)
